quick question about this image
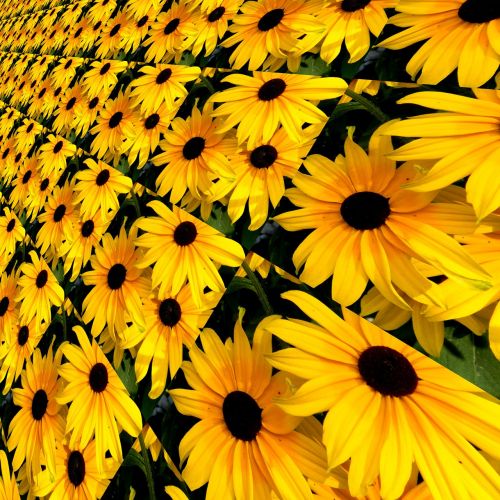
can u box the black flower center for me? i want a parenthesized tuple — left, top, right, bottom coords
(74, 27, 83, 37)
(95, 169, 110, 186)
(89, 97, 99, 109)
(26, 123, 34, 133)
(6, 219, 15, 232)
(66, 97, 77, 111)
(158, 298, 182, 327)
(250, 145, 278, 168)
(54, 87, 62, 97)
(109, 111, 123, 129)
(145, 113, 160, 129)
(258, 8, 284, 31)
(223, 391, 262, 441)
(0, 296, 9, 315)
(100, 62, 111, 75)
(53, 204, 66, 222)
(2, 148, 9, 159)
(22, 169, 32, 183)
(40, 178, 50, 191)
(67, 451, 86, 486)
(18, 325, 29, 346)
(173, 221, 197, 246)
(208, 6, 225, 22)
(258, 79, 286, 101)
(89, 362, 108, 392)
(94, 21, 102, 31)
(36, 270, 48, 288)
(137, 15, 149, 28)
(164, 18, 180, 35)
(340, 191, 390, 230)
(109, 23, 121, 37)
(31, 389, 48, 420)
(107, 263, 126, 290)
(81, 220, 94, 237)
(15, 153, 22, 163)
(182, 137, 205, 160)
(53, 141, 63, 154)
(156, 68, 172, 84)
(341, 0, 371, 12)
(458, 0, 500, 23)
(64, 59, 72, 69)
(358, 346, 418, 396)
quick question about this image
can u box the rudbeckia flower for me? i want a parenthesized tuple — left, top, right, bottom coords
(209, 71, 347, 148)
(0, 207, 25, 258)
(169, 313, 328, 498)
(37, 134, 76, 179)
(379, 90, 500, 220)
(265, 290, 500, 499)
(57, 326, 143, 473)
(378, 0, 500, 87)
(95, 12, 130, 58)
(0, 270, 18, 338)
(80, 59, 128, 100)
(274, 131, 493, 308)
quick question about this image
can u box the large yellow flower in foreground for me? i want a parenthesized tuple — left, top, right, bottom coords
(169, 313, 328, 499)
(378, 0, 500, 87)
(274, 132, 493, 308)
(379, 90, 500, 220)
(265, 290, 500, 499)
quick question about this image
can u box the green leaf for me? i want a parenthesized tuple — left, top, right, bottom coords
(207, 206, 234, 236)
(226, 276, 256, 294)
(122, 448, 146, 474)
(117, 355, 138, 397)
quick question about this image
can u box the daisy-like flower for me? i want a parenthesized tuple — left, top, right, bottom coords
(274, 131, 493, 308)
(0, 450, 20, 500)
(209, 71, 347, 148)
(73, 158, 133, 221)
(169, 313, 328, 498)
(9, 157, 38, 212)
(264, 290, 500, 499)
(120, 6, 158, 54)
(57, 325, 142, 473)
(52, 84, 84, 135)
(80, 59, 129, 100)
(81, 226, 150, 338)
(37, 134, 77, 179)
(379, 89, 500, 220)
(95, 12, 130, 58)
(0, 207, 25, 258)
(15, 251, 64, 330)
(25, 171, 60, 223)
(378, 0, 500, 87)
(135, 201, 244, 306)
(73, 92, 106, 138)
(7, 344, 65, 480)
(152, 104, 236, 204)
(121, 284, 220, 399)
(0, 270, 18, 338)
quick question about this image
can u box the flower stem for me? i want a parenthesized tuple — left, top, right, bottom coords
(139, 432, 156, 500)
(130, 187, 141, 217)
(241, 261, 273, 316)
(200, 74, 216, 95)
(344, 88, 389, 122)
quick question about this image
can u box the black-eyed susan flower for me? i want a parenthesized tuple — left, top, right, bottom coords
(209, 71, 347, 148)
(52, 84, 84, 135)
(120, 6, 159, 54)
(49, 57, 84, 91)
(0, 450, 20, 499)
(81, 226, 150, 338)
(25, 171, 59, 222)
(73, 92, 106, 138)
(0, 270, 18, 339)
(274, 131, 493, 308)
(134, 201, 245, 306)
(57, 326, 143, 473)
(80, 59, 128, 100)
(169, 314, 328, 498)
(0, 207, 25, 258)
(95, 12, 130, 58)
(121, 284, 220, 399)
(378, 0, 500, 87)
(7, 344, 65, 480)
(126, 0, 162, 20)
(265, 290, 500, 499)
(14, 118, 42, 152)
(37, 134, 76, 179)
(379, 89, 500, 220)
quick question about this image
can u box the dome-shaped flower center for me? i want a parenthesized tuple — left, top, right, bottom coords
(100, 62, 111, 75)
(40, 178, 50, 191)
(341, 0, 371, 12)
(182, 137, 205, 160)
(258, 8, 284, 31)
(158, 298, 182, 326)
(22, 170, 32, 184)
(107, 263, 126, 290)
(89, 362, 108, 392)
(164, 18, 180, 35)
(89, 97, 99, 109)
(75, 27, 83, 37)
(145, 113, 160, 130)
(458, 0, 500, 23)
(36, 270, 48, 288)
(67, 450, 86, 486)
(54, 87, 62, 98)
(31, 389, 48, 420)
(18, 325, 29, 346)
(108, 111, 123, 129)
(27, 123, 34, 133)
(109, 23, 121, 37)
(340, 191, 390, 230)
(250, 145, 278, 168)
(94, 21, 102, 31)
(137, 15, 149, 27)
(156, 68, 172, 84)
(53, 141, 63, 154)
(208, 6, 225, 22)
(173, 221, 197, 246)
(0, 296, 9, 316)
(358, 346, 418, 397)
(66, 97, 77, 110)
(6, 219, 15, 232)
(81, 220, 95, 237)
(53, 204, 66, 222)
(64, 59, 72, 69)
(96, 169, 110, 186)
(14, 153, 22, 163)
(258, 78, 286, 101)
(223, 391, 262, 441)
(39, 88, 47, 98)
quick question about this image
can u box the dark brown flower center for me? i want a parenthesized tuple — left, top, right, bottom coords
(74, 27, 83, 37)
(53, 141, 63, 154)
(182, 137, 205, 160)
(156, 68, 172, 84)
(64, 59, 72, 69)
(208, 6, 225, 22)
(18, 325, 29, 346)
(358, 346, 418, 397)
(107, 263, 126, 289)
(145, 113, 160, 130)
(22, 170, 32, 183)
(67, 451, 86, 486)
(250, 145, 277, 168)
(15, 153, 22, 163)
(158, 298, 181, 326)
(94, 21, 102, 31)
(26, 123, 34, 133)
(258, 78, 286, 101)
(96, 169, 110, 186)
(89, 362, 108, 392)
(341, 0, 371, 12)
(458, 0, 500, 23)
(66, 97, 77, 110)
(88, 97, 99, 109)
(108, 111, 123, 129)
(0, 296, 9, 315)
(137, 15, 149, 28)
(340, 191, 390, 230)
(40, 178, 50, 191)
(36, 270, 48, 288)
(258, 8, 284, 31)
(164, 18, 180, 35)
(1, 148, 9, 159)
(173, 221, 197, 246)
(223, 391, 262, 441)
(54, 87, 62, 97)
(109, 23, 121, 37)
(6, 219, 15, 232)
(100, 62, 111, 75)
(81, 220, 94, 237)
(32, 389, 48, 420)
(53, 204, 66, 222)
